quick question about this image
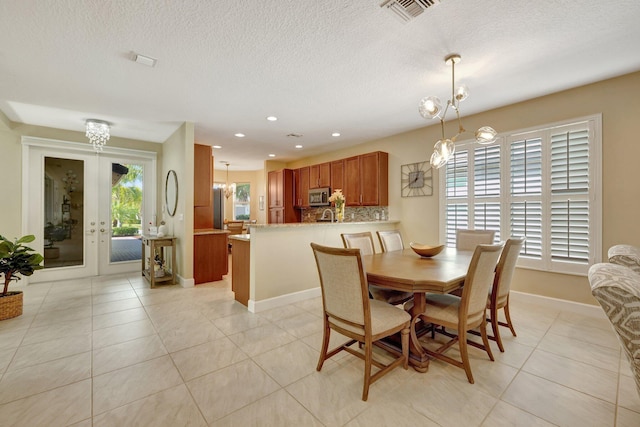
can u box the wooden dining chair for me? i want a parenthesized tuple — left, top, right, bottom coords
(310, 243, 410, 401)
(486, 237, 525, 352)
(456, 229, 495, 251)
(410, 243, 503, 384)
(377, 229, 404, 252)
(341, 232, 413, 305)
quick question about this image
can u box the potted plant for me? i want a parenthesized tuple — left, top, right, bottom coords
(0, 235, 44, 320)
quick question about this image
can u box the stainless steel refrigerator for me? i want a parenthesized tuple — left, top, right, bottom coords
(213, 188, 224, 229)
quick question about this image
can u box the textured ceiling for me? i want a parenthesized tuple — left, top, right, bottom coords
(1, 0, 639, 170)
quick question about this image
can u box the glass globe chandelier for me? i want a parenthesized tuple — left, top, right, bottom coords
(418, 54, 497, 168)
(85, 119, 110, 152)
(223, 162, 234, 199)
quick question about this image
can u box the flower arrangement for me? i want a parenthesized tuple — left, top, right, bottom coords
(329, 189, 346, 222)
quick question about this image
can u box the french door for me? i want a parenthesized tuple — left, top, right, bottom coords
(23, 137, 156, 283)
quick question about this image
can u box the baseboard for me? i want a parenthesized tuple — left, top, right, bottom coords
(510, 291, 606, 319)
(248, 287, 322, 313)
(178, 275, 195, 288)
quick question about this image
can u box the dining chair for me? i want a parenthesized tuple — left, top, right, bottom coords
(376, 229, 404, 252)
(341, 232, 413, 305)
(410, 243, 503, 384)
(226, 220, 245, 253)
(608, 244, 640, 274)
(486, 237, 525, 352)
(589, 262, 640, 397)
(456, 229, 496, 251)
(310, 243, 410, 401)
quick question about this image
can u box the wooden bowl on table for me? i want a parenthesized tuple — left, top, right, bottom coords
(409, 243, 445, 258)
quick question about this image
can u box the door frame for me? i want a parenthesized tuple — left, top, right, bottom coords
(22, 136, 157, 282)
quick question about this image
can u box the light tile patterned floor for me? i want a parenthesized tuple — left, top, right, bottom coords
(0, 272, 639, 426)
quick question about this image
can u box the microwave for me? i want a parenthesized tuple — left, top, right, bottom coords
(309, 187, 330, 206)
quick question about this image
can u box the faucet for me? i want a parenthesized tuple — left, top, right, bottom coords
(320, 209, 335, 223)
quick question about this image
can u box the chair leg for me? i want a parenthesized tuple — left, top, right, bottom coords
(503, 300, 517, 337)
(317, 318, 330, 371)
(479, 322, 495, 361)
(401, 327, 409, 370)
(362, 339, 373, 401)
(458, 328, 474, 384)
(490, 306, 504, 352)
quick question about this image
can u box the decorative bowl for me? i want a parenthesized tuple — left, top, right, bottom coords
(409, 243, 445, 257)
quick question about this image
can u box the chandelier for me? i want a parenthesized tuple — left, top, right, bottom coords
(223, 162, 234, 199)
(418, 54, 497, 168)
(85, 119, 110, 152)
(61, 170, 79, 193)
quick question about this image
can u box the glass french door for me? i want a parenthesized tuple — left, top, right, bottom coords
(24, 138, 156, 282)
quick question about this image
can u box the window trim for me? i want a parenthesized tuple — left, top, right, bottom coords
(438, 114, 602, 276)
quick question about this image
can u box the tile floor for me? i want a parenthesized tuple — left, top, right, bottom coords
(0, 272, 639, 426)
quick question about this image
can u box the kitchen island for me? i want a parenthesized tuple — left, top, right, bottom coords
(232, 221, 399, 312)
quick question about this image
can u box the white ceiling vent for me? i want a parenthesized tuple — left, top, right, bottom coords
(380, 0, 441, 23)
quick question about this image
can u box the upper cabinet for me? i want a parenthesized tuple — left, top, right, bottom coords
(194, 144, 212, 207)
(294, 166, 309, 208)
(330, 159, 344, 192)
(344, 151, 388, 206)
(309, 162, 330, 189)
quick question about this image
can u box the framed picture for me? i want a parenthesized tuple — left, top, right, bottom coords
(259, 195, 265, 211)
(61, 203, 70, 213)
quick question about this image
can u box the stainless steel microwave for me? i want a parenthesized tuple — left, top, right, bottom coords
(309, 187, 330, 206)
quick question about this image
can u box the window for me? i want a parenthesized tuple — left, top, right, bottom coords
(441, 115, 601, 275)
(234, 183, 250, 220)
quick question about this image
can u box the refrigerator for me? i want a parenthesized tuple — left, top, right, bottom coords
(213, 188, 224, 229)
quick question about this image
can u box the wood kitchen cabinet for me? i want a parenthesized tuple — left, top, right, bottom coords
(193, 230, 228, 284)
(309, 162, 330, 188)
(294, 166, 309, 208)
(194, 144, 214, 229)
(344, 151, 388, 206)
(268, 169, 299, 223)
(330, 159, 344, 192)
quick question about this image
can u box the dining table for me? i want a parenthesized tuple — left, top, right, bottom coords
(361, 247, 474, 372)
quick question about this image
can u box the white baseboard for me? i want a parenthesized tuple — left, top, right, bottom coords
(178, 275, 195, 288)
(248, 287, 322, 313)
(510, 291, 606, 319)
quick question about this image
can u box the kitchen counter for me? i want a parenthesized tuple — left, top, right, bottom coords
(194, 228, 230, 235)
(250, 220, 398, 229)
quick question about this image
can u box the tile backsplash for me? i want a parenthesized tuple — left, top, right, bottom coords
(300, 206, 388, 223)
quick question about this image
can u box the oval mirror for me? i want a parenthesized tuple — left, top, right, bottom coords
(165, 170, 178, 217)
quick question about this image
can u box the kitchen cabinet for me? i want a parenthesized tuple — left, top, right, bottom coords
(309, 162, 330, 188)
(193, 230, 229, 284)
(294, 166, 309, 207)
(268, 169, 299, 223)
(344, 151, 388, 206)
(194, 144, 213, 229)
(330, 159, 344, 192)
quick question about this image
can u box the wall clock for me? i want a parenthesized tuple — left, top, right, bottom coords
(401, 161, 433, 197)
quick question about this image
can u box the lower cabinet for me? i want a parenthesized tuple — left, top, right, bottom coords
(231, 236, 250, 306)
(194, 231, 229, 284)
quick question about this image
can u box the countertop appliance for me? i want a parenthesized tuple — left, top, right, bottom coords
(309, 187, 330, 206)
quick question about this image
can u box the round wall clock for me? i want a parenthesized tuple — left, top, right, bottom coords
(401, 161, 433, 197)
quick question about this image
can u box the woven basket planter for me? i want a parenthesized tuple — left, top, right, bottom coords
(0, 291, 23, 321)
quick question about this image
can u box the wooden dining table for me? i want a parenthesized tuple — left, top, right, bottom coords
(361, 247, 474, 372)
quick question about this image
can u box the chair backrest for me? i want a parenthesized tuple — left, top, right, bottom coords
(456, 229, 496, 251)
(460, 244, 503, 325)
(377, 230, 404, 252)
(227, 220, 244, 235)
(341, 232, 375, 256)
(589, 262, 640, 396)
(493, 237, 526, 302)
(608, 244, 640, 274)
(311, 243, 370, 333)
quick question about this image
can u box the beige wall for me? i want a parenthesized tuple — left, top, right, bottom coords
(161, 122, 195, 283)
(213, 168, 265, 223)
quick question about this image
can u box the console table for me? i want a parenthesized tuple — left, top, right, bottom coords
(141, 235, 177, 288)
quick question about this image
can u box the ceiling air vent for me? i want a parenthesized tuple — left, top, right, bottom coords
(380, 0, 440, 23)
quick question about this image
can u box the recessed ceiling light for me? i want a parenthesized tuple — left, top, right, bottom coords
(268, 154, 276, 157)
(295, 145, 303, 149)
(234, 133, 245, 138)
(266, 116, 278, 122)
(332, 132, 341, 137)
(213, 145, 222, 149)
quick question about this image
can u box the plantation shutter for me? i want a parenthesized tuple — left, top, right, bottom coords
(445, 150, 469, 246)
(550, 129, 590, 263)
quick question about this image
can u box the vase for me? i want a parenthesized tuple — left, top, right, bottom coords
(336, 204, 345, 222)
